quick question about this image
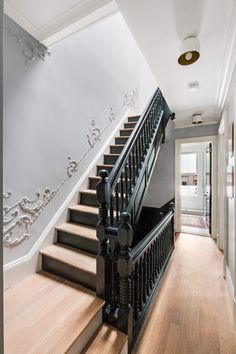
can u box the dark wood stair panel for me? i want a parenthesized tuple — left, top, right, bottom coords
(57, 223, 98, 255)
(97, 164, 114, 175)
(69, 205, 98, 227)
(110, 144, 125, 154)
(41, 244, 96, 291)
(80, 189, 98, 207)
(128, 115, 140, 123)
(115, 136, 130, 145)
(81, 324, 127, 354)
(119, 128, 133, 137)
(88, 176, 100, 190)
(124, 122, 136, 129)
(104, 154, 119, 165)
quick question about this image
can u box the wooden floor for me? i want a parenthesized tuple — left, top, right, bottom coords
(133, 233, 236, 354)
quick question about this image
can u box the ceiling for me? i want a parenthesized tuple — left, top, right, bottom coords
(4, 0, 118, 46)
(116, 0, 236, 127)
(4, 0, 236, 127)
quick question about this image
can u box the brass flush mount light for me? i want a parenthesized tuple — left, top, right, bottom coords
(192, 113, 203, 125)
(178, 37, 200, 66)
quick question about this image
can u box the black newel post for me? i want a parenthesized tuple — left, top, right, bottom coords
(96, 169, 110, 301)
(117, 212, 133, 346)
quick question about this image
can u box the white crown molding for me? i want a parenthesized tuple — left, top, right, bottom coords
(4, 2, 38, 38)
(43, 1, 118, 47)
(215, 0, 236, 113)
(4, 1, 118, 47)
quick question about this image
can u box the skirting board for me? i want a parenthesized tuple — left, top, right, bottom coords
(4, 108, 133, 290)
(226, 266, 236, 328)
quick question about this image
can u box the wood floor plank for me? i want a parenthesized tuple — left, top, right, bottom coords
(133, 234, 236, 354)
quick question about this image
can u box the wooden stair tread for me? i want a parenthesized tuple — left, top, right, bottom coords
(80, 189, 96, 195)
(40, 244, 96, 275)
(56, 223, 97, 240)
(69, 204, 98, 214)
(104, 153, 120, 156)
(4, 271, 104, 354)
(83, 324, 127, 354)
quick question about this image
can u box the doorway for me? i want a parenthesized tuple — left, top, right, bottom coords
(175, 136, 218, 238)
(180, 142, 211, 236)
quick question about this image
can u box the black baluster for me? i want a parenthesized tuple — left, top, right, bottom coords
(120, 172, 124, 211)
(115, 184, 119, 224)
(132, 147, 136, 185)
(110, 195, 114, 227)
(128, 155, 132, 196)
(124, 163, 128, 206)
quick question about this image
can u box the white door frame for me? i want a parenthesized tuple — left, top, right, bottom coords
(218, 113, 227, 254)
(175, 135, 218, 238)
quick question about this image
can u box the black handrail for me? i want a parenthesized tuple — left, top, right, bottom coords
(108, 89, 161, 188)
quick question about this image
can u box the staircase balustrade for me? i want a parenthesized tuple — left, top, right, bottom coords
(96, 88, 175, 351)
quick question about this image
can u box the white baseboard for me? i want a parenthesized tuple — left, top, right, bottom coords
(4, 109, 132, 290)
(225, 266, 236, 328)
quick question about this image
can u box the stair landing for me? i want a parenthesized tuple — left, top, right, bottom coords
(4, 271, 104, 354)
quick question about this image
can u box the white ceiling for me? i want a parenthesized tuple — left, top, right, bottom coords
(116, 0, 236, 127)
(4, 0, 236, 127)
(4, 0, 118, 46)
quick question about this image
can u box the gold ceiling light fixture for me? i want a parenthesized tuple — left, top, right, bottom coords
(178, 37, 200, 66)
(192, 113, 203, 125)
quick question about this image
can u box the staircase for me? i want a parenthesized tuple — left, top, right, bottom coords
(5, 88, 175, 353)
(4, 115, 140, 354)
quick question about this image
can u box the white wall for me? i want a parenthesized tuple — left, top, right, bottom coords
(3, 13, 157, 268)
(220, 68, 236, 326)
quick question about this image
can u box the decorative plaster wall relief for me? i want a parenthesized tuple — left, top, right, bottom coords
(87, 119, 101, 147)
(3, 88, 138, 247)
(5, 27, 50, 67)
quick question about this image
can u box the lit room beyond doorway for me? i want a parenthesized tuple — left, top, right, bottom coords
(180, 142, 212, 236)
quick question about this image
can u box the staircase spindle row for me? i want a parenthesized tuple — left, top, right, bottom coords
(96, 88, 175, 352)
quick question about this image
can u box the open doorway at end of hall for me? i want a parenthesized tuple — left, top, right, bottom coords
(180, 142, 211, 236)
(175, 136, 217, 238)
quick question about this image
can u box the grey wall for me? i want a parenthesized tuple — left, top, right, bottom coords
(3, 14, 156, 264)
(143, 120, 175, 208)
(143, 121, 218, 209)
(174, 123, 218, 139)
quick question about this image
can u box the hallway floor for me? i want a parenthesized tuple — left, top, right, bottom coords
(133, 233, 236, 354)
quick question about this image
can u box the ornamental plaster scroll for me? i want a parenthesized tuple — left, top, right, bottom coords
(5, 26, 50, 67)
(3, 88, 138, 247)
